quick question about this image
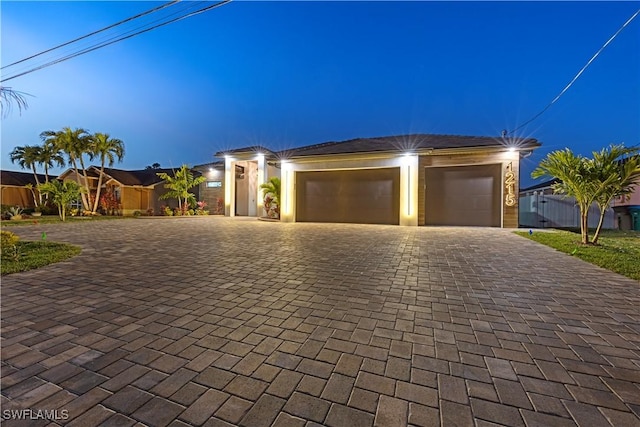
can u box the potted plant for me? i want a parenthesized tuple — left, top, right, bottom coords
(32, 206, 42, 217)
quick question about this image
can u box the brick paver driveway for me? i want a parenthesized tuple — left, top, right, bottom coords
(2, 217, 639, 427)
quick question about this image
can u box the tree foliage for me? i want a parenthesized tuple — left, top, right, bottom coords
(37, 180, 84, 221)
(260, 176, 281, 218)
(532, 145, 640, 244)
(91, 133, 125, 213)
(157, 165, 205, 212)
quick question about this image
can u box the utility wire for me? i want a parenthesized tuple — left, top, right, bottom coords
(0, 0, 232, 83)
(3, 1, 206, 76)
(1, 0, 181, 70)
(506, 8, 640, 136)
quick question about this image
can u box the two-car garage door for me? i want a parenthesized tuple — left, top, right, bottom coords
(296, 168, 400, 225)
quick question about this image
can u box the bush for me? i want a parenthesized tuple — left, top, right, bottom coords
(133, 210, 142, 217)
(1, 231, 20, 260)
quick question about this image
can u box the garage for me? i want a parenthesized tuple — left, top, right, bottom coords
(425, 164, 501, 227)
(296, 168, 400, 224)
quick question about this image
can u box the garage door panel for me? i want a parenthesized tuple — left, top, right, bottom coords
(426, 165, 501, 227)
(297, 169, 400, 225)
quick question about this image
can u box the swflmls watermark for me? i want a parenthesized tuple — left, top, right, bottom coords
(2, 409, 69, 421)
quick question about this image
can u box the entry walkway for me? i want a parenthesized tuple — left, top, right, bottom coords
(2, 218, 639, 426)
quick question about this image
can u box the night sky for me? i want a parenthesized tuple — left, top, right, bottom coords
(2, 1, 639, 187)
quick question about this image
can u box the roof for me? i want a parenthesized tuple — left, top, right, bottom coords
(216, 134, 540, 159)
(0, 170, 51, 187)
(286, 134, 540, 157)
(215, 146, 277, 157)
(520, 179, 559, 192)
(99, 167, 178, 186)
(193, 161, 225, 170)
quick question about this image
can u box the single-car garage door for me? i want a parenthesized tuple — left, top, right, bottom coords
(425, 164, 501, 227)
(296, 168, 400, 224)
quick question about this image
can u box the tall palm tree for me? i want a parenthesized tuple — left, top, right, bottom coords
(9, 145, 43, 204)
(37, 139, 65, 183)
(91, 132, 125, 213)
(532, 149, 597, 244)
(41, 127, 92, 210)
(590, 145, 640, 244)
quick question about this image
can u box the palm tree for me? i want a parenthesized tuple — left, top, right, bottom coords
(9, 145, 43, 205)
(37, 180, 84, 221)
(260, 176, 281, 218)
(0, 86, 28, 118)
(37, 139, 65, 183)
(532, 149, 597, 244)
(91, 133, 125, 213)
(590, 145, 640, 244)
(41, 127, 93, 211)
(157, 165, 205, 213)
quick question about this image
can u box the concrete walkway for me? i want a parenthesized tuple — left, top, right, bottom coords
(1, 217, 639, 426)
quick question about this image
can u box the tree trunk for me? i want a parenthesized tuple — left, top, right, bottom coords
(592, 206, 607, 245)
(77, 156, 92, 211)
(31, 165, 42, 206)
(70, 158, 90, 212)
(580, 209, 589, 244)
(92, 160, 105, 213)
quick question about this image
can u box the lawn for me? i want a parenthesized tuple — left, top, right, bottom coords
(0, 215, 132, 227)
(1, 240, 81, 275)
(515, 229, 640, 281)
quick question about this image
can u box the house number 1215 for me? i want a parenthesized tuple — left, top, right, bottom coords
(505, 162, 516, 207)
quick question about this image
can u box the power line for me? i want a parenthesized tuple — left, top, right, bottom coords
(1, 0, 181, 70)
(0, 0, 232, 83)
(506, 8, 640, 136)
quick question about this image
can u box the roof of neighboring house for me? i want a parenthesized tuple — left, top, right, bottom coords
(99, 167, 178, 187)
(520, 179, 560, 192)
(216, 134, 540, 159)
(0, 170, 51, 187)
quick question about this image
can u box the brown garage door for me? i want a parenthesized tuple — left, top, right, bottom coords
(425, 164, 501, 227)
(296, 168, 400, 225)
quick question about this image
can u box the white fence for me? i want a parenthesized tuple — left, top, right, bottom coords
(519, 194, 614, 229)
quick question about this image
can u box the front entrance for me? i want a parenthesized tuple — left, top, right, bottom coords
(234, 162, 258, 216)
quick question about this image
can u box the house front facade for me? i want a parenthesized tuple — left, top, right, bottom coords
(58, 166, 183, 215)
(0, 170, 49, 209)
(217, 134, 540, 227)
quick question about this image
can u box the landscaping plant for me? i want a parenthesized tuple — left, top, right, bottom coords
(37, 180, 84, 221)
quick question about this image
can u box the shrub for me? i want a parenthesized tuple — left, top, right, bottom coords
(1, 231, 20, 260)
(133, 210, 142, 217)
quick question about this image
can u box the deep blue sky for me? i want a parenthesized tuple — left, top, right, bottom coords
(2, 1, 639, 187)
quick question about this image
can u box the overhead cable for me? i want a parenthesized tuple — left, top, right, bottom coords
(0, 0, 232, 83)
(506, 8, 640, 136)
(1, 0, 181, 70)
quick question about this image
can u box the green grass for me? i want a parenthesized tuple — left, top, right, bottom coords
(515, 229, 640, 281)
(0, 215, 132, 227)
(1, 241, 81, 275)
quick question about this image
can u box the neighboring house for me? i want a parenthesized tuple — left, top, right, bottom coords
(216, 134, 540, 227)
(519, 180, 615, 229)
(58, 166, 191, 215)
(612, 183, 640, 231)
(0, 170, 50, 208)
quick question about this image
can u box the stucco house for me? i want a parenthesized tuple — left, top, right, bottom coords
(58, 166, 190, 215)
(216, 134, 540, 227)
(0, 170, 49, 208)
